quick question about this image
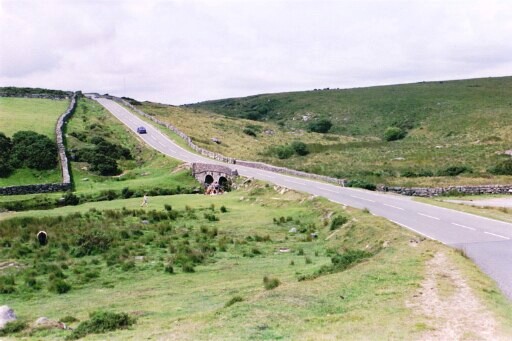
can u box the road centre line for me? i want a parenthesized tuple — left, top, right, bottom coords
(418, 212, 440, 220)
(383, 203, 404, 210)
(451, 223, 476, 231)
(390, 220, 435, 240)
(286, 179, 305, 185)
(350, 195, 376, 203)
(484, 232, 510, 240)
(323, 188, 339, 194)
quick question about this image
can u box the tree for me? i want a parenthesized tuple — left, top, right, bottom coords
(291, 141, 309, 156)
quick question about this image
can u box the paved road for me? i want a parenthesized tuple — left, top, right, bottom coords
(95, 97, 512, 300)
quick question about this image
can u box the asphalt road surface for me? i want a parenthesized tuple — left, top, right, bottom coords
(95, 97, 512, 300)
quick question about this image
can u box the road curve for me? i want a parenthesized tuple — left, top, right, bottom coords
(95, 97, 512, 300)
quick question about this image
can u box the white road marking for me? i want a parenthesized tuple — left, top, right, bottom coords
(384, 203, 404, 210)
(323, 188, 339, 194)
(484, 232, 510, 240)
(350, 195, 375, 203)
(390, 220, 434, 240)
(286, 179, 304, 185)
(418, 212, 440, 220)
(451, 223, 476, 231)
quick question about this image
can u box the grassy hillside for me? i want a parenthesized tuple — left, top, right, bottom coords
(141, 76, 512, 187)
(0, 97, 68, 139)
(1, 183, 511, 339)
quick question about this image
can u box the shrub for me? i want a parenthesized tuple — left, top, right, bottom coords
(384, 126, 406, 141)
(67, 311, 135, 340)
(291, 141, 309, 156)
(182, 263, 195, 273)
(164, 204, 173, 211)
(488, 159, 512, 175)
(224, 295, 243, 308)
(263, 276, 280, 290)
(243, 127, 257, 137)
(164, 263, 174, 274)
(346, 179, 376, 191)
(330, 215, 349, 230)
(59, 316, 79, 324)
(0, 320, 27, 336)
(437, 165, 471, 176)
(0, 132, 13, 177)
(308, 119, 332, 133)
(73, 230, 114, 257)
(270, 145, 294, 159)
(220, 205, 227, 213)
(9, 130, 58, 170)
(121, 187, 134, 199)
(62, 192, 80, 206)
(48, 279, 72, 294)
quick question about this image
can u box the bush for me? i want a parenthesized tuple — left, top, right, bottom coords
(0, 320, 27, 336)
(48, 279, 72, 294)
(270, 145, 294, 159)
(437, 165, 471, 176)
(243, 127, 257, 137)
(0, 132, 13, 177)
(73, 230, 114, 257)
(224, 295, 243, 308)
(67, 311, 135, 340)
(9, 131, 58, 170)
(62, 192, 80, 206)
(489, 159, 512, 175)
(59, 316, 79, 324)
(291, 141, 309, 156)
(384, 126, 407, 141)
(182, 263, 195, 273)
(308, 119, 332, 133)
(330, 215, 348, 230)
(346, 179, 376, 191)
(220, 205, 227, 213)
(263, 276, 280, 290)
(164, 263, 174, 274)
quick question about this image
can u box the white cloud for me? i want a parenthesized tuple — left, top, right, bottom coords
(1, 0, 511, 104)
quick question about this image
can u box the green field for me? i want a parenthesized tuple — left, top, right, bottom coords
(1, 183, 511, 340)
(0, 97, 68, 138)
(168, 76, 512, 187)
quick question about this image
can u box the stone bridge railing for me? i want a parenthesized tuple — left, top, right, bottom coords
(0, 92, 77, 195)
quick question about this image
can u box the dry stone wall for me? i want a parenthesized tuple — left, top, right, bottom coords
(378, 184, 512, 197)
(0, 93, 77, 195)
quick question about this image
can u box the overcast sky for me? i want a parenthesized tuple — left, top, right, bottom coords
(1, 0, 512, 104)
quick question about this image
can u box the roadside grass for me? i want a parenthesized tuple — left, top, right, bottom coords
(415, 197, 512, 224)
(175, 76, 512, 187)
(2, 183, 512, 339)
(0, 97, 68, 138)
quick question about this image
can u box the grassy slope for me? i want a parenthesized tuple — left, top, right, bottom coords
(1, 184, 511, 340)
(0, 97, 69, 186)
(66, 98, 198, 196)
(178, 76, 512, 186)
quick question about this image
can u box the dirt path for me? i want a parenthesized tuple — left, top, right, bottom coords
(407, 252, 499, 340)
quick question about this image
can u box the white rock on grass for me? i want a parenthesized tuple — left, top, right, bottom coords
(0, 305, 16, 329)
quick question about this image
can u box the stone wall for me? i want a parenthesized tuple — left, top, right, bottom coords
(0, 93, 77, 196)
(378, 184, 512, 197)
(0, 183, 71, 196)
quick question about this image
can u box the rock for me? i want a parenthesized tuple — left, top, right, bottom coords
(289, 227, 297, 233)
(141, 220, 149, 224)
(134, 256, 145, 261)
(392, 157, 405, 161)
(33, 317, 67, 330)
(504, 150, 512, 156)
(0, 305, 16, 329)
(310, 232, 318, 239)
(211, 137, 221, 144)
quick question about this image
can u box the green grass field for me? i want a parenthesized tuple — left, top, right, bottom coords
(0, 97, 68, 138)
(2, 183, 511, 340)
(169, 76, 512, 187)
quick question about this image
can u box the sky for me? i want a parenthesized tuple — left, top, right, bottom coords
(1, 0, 512, 105)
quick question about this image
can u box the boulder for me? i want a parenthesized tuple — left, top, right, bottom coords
(0, 305, 16, 329)
(33, 317, 67, 330)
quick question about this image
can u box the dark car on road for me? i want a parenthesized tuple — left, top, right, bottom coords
(137, 126, 147, 134)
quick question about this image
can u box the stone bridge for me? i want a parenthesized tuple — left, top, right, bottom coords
(191, 163, 238, 189)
